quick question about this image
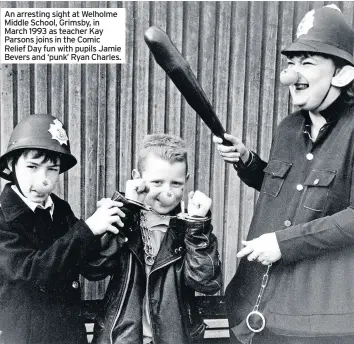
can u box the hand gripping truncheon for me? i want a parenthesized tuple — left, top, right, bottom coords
(144, 26, 245, 168)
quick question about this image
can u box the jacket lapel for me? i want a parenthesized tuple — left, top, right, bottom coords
(151, 219, 186, 272)
(0, 184, 62, 247)
(127, 217, 145, 267)
(127, 213, 186, 271)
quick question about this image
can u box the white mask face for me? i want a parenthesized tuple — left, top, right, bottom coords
(287, 55, 336, 111)
(11, 151, 60, 205)
(140, 153, 187, 215)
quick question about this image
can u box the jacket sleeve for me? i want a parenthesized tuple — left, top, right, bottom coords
(81, 191, 143, 280)
(276, 207, 354, 264)
(0, 209, 98, 288)
(180, 213, 222, 295)
(235, 151, 268, 191)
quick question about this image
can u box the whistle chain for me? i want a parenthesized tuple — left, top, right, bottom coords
(253, 263, 272, 312)
(245, 263, 272, 335)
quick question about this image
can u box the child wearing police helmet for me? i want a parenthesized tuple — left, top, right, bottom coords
(214, 4, 354, 344)
(0, 114, 124, 344)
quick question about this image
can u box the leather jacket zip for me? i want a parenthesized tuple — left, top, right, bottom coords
(109, 253, 133, 344)
(149, 256, 183, 343)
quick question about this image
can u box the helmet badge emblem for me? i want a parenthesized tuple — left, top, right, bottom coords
(48, 119, 69, 146)
(296, 4, 341, 39)
(296, 9, 315, 38)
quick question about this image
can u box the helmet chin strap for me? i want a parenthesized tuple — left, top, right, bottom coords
(310, 84, 332, 113)
(11, 161, 25, 197)
(310, 68, 337, 114)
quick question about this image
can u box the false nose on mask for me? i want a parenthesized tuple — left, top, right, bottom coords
(280, 68, 299, 86)
(158, 190, 177, 207)
(35, 178, 52, 193)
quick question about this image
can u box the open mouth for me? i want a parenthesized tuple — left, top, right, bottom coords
(294, 83, 309, 91)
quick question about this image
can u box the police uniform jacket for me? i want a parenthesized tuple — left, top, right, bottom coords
(0, 183, 98, 344)
(226, 95, 354, 340)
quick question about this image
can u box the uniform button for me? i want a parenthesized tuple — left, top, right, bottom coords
(72, 281, 79, 289)
(284, 220, 292, 227)
(313, 179, 319, 185)
(296, 184, 304, 191)
(306, 153, 314, 160)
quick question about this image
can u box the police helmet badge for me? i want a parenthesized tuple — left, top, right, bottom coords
(296, 9, 315, 38)
(48, 119, 69, 146)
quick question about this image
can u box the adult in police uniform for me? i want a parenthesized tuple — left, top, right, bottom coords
(214, 5, 354, 344)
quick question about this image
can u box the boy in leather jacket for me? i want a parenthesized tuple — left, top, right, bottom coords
(90, 134, 222, 344)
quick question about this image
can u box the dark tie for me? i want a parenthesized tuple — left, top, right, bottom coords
(35, 207, 53, 230)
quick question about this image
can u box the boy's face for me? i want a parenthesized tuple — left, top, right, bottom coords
(286, 54, 336, 111)
(140, 153, 188, 215)
(11, 151, 60, 205)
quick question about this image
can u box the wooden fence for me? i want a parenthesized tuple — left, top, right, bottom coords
(1, 1, 354, 299)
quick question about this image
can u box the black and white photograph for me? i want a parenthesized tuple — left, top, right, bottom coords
(1, 1, 354, 344)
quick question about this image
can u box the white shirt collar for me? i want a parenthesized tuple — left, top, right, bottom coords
(11, 185, 54, 217)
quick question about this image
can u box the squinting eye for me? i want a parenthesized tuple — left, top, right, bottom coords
(172, 182, 183, 187)
(27, 165, 37, 169)
(151, 181, 162, 186)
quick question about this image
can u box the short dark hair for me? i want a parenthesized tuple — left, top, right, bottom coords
(137, 134, 188, 174)
(10, 149, 61, 167)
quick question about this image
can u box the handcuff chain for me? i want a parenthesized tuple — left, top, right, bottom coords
(140, 212, 156, 265)
(253, 263, 272, 312)
(148, 207, 177, 219)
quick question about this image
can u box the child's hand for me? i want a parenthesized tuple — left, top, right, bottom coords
(86, 198, 126, 236)
(125, 179, 149, 203)
(187, 191, 212, 217)
(213, 133, 250, 164)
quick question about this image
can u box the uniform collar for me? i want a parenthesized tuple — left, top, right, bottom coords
(301, 93, 347, 124)
(318, 92, 347, 123)
(11, 185, 54, 217)
(0, 183, 33, 222)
